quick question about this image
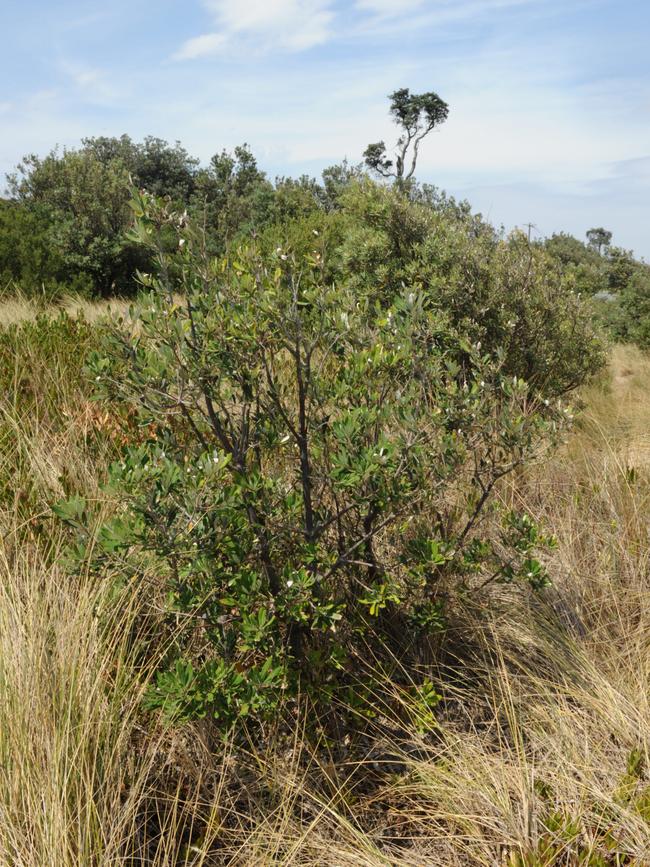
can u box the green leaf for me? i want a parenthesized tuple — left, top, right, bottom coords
(52, 495, 87, 525)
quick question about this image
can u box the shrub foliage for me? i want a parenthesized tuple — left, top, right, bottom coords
(45, 184, 600, 729)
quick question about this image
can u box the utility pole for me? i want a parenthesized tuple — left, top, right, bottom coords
(523, 222, 537, 243)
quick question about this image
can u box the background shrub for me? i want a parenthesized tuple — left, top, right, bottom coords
(332, 181, 605, 398)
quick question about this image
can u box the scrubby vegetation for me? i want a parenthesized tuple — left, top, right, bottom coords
(542, 230, 650, 348)
(1, 126, 650, 864)
(2, 133, 648, 347)
(55, 182, 598, 732)
(0, 137, 356, 298)
(2, 297, 650, 864)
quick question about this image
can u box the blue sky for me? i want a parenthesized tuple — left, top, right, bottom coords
(1, 0, 648, 256)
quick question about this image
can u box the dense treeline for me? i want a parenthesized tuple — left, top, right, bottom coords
(541, 230, 650, 348)
(0, 136, 360, 296)
(1, 133, 648, 347)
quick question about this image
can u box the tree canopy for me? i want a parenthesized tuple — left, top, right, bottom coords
(586, 227, 613, 254)
(364, 88, 449, 185)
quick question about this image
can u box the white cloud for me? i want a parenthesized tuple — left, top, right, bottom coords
(172, 32, 227, 60)
(174, 0, 539, 60)
(353, 0, 537, 34)
(355, 0, 425, 16)
(174, 0, 334, 60)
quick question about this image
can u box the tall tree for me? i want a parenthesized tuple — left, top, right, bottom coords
(586, 227, 612, 255)
(364, 88, 449, 186)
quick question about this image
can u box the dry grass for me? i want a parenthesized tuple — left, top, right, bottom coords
(0, 291, 130, 327)
(0, 317, 649, 864)
(0, 531, 151, 865)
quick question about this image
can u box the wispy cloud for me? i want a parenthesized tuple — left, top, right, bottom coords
(173, 32, 228, 61)
(173, 0, 335, 60)
(352, 0, 539, 37)
(174, 0, 539, 59)
(60, 61, 118, 103)
(355, 0, 425, 15)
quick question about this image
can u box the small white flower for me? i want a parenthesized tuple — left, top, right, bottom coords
(286, 579, 294, 588)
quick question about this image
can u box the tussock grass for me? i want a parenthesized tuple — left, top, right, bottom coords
(0, 308, 649, 865)
(0, 532, 154, 865)
(0, 290, 130, 327)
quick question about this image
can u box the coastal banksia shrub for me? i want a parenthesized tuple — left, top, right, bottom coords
(57, 188, 579, 730)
